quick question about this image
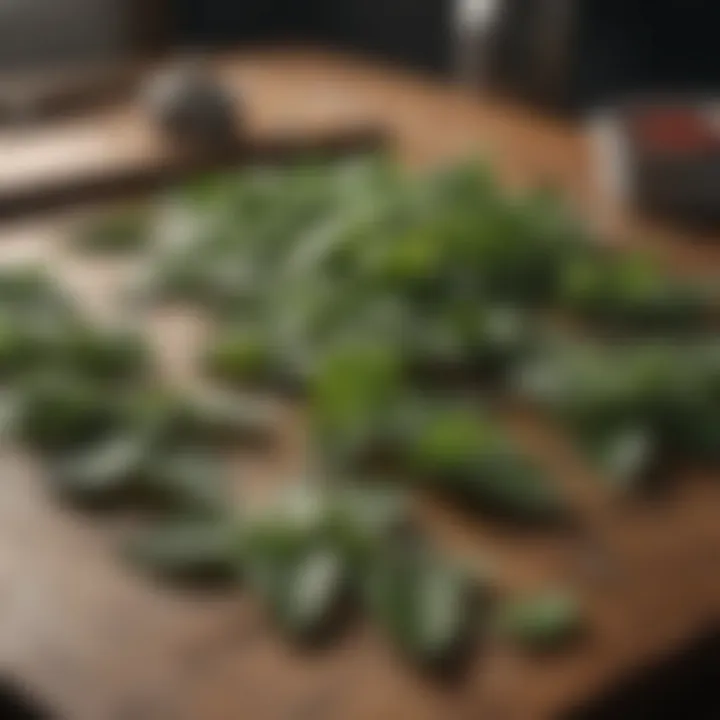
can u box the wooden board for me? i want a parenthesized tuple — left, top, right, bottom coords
(0, 124, 386, 219)
(0, 49, 719, 720)
(0, 58, 386, 219)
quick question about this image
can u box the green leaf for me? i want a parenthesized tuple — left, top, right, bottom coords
(495, 591, 582, 650)
(326, 484, 413, 572)
(74, 206, 152, 254)
(14, 374, 125, 452)
(0, 389, 21, 438)
(453, 451, 565, 523)
(52, 437, 228, 514)
(408, 405, 497, 468)
(52, 434, 149, 505)
(125, 390, 277, 449)
(0, 266, 72, 320)
(559, 253, 712, 331)
(273, 548, 349, 640)
(205, 328, 306, 395)
(401, 402, 565, 523)
(50, 325, 150, 383)
(310, 342, 404, 442)
(593, 426, 658, 491)
(0, 319, 47, 380)
(366, 549, 480, 668)
(238, 487, 331, 573)
(125, 519, 238, 581)
(140, 449, 228, 515)
(238, 487, 353, 641)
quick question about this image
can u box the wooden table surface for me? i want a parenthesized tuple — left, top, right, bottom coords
(0, 49, 719, 720)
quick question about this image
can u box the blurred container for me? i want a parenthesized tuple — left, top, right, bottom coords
(591, 100, 720, 227)
(142, 57, 240, 150)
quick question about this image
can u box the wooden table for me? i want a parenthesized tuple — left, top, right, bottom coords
(0, 49, 719, 720)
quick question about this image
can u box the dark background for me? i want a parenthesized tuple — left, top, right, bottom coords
(171, 0, 450, 74)
(171, 0, 720, 111)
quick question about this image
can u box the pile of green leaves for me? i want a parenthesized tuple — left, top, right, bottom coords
(40, 150, 720, 667)
(142, 157, 716, 336)
(0, 152, 603, 675)
(0, 265, 276, 512)
(519, 341, 720, 487)
(558, 251, 717, 333)
(127, 483, 581, 664)
(124, 156, 561, 522)
(98, 152, 717, 499)
(308, 352, 565, 523)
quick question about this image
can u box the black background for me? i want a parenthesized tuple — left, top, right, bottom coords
(171, 1, 720, 111)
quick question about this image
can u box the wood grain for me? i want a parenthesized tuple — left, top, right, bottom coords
(0, 49, 718, 720)
(0, 124, 387, 219)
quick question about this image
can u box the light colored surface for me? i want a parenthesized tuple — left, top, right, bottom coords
(0, 107, 159, 192)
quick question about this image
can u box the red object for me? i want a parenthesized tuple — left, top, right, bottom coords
(630, 108, 719, 155)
